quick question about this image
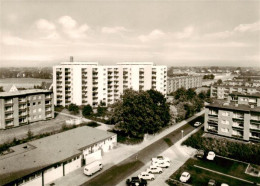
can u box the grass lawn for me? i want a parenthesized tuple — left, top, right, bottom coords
(167, 157, 260, 186)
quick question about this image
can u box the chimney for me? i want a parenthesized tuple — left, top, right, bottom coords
(70, 56, 74, 62)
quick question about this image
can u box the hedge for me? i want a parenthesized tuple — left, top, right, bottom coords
(182, 129, 260, 165)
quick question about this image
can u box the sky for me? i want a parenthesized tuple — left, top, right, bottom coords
(0, 0, 260, 67)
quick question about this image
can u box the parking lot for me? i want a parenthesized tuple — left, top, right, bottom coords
(168, 155, 260, 186)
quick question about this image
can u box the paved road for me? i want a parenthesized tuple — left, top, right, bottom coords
(81, 115, 204, 186)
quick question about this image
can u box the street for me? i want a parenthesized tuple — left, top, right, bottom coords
(81, 115, 204, 186)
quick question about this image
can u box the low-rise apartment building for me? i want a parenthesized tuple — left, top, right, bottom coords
(210, 85, 260, 100)
(0, 90, 54, 129)
(53, 61, 167, 107)
(0, 126, 117, 186)
(167, 75, 202, 94)
(205, 93, 260, 142)
(223, 79, 260, 87)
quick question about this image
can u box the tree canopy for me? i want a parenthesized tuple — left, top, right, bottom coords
(112, 89, 170, 138)
(82, 104, 93, 117)
(68, 104, 79, 115)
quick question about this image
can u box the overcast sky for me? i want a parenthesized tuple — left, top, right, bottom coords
(0, 0, 260, 67)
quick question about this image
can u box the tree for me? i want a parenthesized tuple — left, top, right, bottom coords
(82, 104, 93, 117)
(68, 104, 79, 115)
(216, 79, 222, 85)
(113, 89, 170, 138)
(173, 87, 187, 101)
(27, 129, 34, 139)
(186, 88, 196, 100)
(97, 106, 107, 117)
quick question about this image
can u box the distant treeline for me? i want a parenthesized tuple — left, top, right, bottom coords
(0, 67, 52, 79)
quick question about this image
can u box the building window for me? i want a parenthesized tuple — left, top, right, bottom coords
(33, 109, 36, 113)
(222, 111, 229, 116)
(33, 102, 36, 106)
(38, 108, 42, 112)
(38, 101, 41, 105)
(38, 96, 41, 99)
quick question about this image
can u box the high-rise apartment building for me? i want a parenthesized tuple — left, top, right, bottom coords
(53, 61, 167, 107)
(167, 75, 202, 94)
(0, 90, 54, 129)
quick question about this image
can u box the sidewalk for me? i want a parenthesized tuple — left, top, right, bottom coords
(52, 110, 204, 186)
(55, 111, 113, 131)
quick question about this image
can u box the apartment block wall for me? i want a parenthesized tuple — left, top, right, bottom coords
(53, 62, 167, 107)
(0, 92, 54, 129)
(167, 76, 202, 94)
(205, 107, 260, 142)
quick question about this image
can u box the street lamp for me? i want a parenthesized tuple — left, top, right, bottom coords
(181, 130, 184, 139)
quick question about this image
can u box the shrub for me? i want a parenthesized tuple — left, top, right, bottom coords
(86, 121, 100, 127)
(182, 129, 260, 165)
(68, 104, 79, 115)
(82, 104, 93, 117)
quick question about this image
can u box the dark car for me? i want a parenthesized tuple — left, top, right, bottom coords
(208, 179, 216, 186)
(126, 177, 147, 186)
(195, 150, 205, 159)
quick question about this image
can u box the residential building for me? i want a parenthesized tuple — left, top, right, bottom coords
(210, 85, 260, 100)
(223, 79, 260, 87)
(204, 93, 260, 142)
(53, 61, 167, 107)
(0, 126, 117, 186)
(167, 75, 202, 94)
(0, 90, 54, 129)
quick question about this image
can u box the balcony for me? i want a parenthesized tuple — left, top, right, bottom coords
(250, 119, 260, 125)
(5, 101, 13, 105)
(208, 114, 218, 118)
(207, 127, 218, 133)
(232, 134, 243, 139)
(208, 120, 218, 125)
(232, 124, 244, 130)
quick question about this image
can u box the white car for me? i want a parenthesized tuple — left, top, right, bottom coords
(138, 172, 155, 181)
(221, 184, 229, 186)
(152, 161, 170, 168)
(207, 151, 216, 160)
(146, 166, 163, 174)
(152, 156, 170, 163)
(194, 122, 202, 127)
(180, 172, 190, 183)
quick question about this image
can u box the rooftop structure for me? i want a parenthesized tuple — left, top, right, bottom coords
(0, 126, 117, 185)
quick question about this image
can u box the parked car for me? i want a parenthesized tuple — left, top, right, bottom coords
(83, 161, 102, 176)
(152, 156, 170, 163)
(138, 172, 155, 181)
(207, 151, 216, 160)
(208, 179, 216, 186)
(194, 121, 202, 127)
(180, 172, 191, 183)
(126, 177, 147, 186)
(146, 165, 163, 174)
(195, 150, 205, 159)
(152, 161, 170, 168)
(221, 183, 229, 186)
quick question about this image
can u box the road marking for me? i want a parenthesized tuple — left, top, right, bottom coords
(194, 165, 257, 184)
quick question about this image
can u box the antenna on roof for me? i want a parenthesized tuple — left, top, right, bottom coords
(70, 56, 74, 62)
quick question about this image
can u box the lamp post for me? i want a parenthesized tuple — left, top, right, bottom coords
(181, 130, 184, 139)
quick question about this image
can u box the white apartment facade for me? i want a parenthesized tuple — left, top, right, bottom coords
(53, 61, 167, 107)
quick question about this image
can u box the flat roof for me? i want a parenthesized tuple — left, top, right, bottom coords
(206, 100, 260, 113)
(212, 85, 260, 90)
(0, 126, 116, 185)
(117, 62, 154, 65)
(229, 92, 260, 98)
(167, 75, 202, 79)
(0, 89, 52, 98)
